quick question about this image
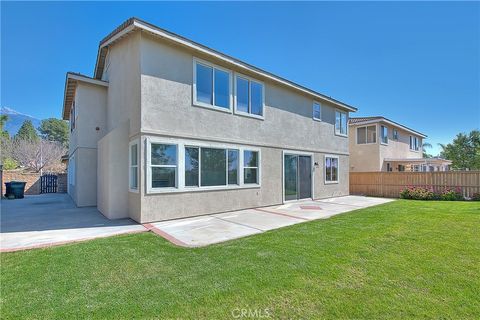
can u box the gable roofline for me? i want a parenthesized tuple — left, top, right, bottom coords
(348, 116, 427, 138)
(62, 72, 108, 120)
(93, 17, 357, 113)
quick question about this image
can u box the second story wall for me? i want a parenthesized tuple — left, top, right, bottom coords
(349, 121, 424, 172)
(102, 31, 142, 136)
(139, 32, 350, 154)
(379, 125, 423, 161)
(69, 82, 107, 155)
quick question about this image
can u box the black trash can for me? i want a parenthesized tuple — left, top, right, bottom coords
(5, 181, 26, 199)
(4, 182, 12, 198)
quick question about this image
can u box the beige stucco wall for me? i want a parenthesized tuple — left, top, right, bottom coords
(349, 122, 423, 172)
(102, 31, 142, 136)
(134, 32, 351, 222)
(97, 121, 131, 219)
(68, 82, 107, 206)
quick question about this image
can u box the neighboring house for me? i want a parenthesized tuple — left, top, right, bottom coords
(348, 116, 451, 172)
(62, 18, 357, 223)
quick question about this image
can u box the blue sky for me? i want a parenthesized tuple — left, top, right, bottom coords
(2, 2, 479, 155)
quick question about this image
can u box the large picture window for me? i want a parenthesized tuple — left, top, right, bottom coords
(357, 125, 376, 144)
(325, 156, 339, 183)
(129, 141, 138, 191)
(148, 139, 259, 193)
(235, 75, 264, 117)
(335, 110, 348, 136)
(244, 150, 259, 184)
(194, 60, 231, 110)
(184, 147, 239, 187)
(151, 144, 177, 188)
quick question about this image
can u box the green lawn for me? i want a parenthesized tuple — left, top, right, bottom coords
(1, 201, 479, 319)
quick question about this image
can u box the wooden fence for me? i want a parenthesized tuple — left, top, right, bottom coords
(350, 171, 480, 198)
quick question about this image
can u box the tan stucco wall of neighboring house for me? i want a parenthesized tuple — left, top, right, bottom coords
(349, 122, 424, 172)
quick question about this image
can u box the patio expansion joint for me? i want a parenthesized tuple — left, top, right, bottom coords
(313, 200, 365, 208)
(211, 216, 265, 232)
(254, 208, 309, 221)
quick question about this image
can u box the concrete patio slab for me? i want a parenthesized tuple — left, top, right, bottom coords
(150, 215, 261, 247)
(213, 209, 304, 231)
(1, 194, 147, 252)
(149, 196, 395, 247)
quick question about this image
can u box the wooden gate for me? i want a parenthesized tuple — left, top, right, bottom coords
(40, 174, 58, 193)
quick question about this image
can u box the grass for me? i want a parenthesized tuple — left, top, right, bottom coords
(1, 200, 479, 319)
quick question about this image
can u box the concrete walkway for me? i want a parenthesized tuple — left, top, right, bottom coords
(0, 194, 147, 252)
(1, 194, 393, 251)
(148, 196, 394, 247)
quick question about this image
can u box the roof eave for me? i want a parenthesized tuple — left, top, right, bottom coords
(349, 118, 427, 138)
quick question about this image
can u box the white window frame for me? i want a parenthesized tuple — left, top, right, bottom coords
(356, 125, 377, 145)
(145, 137, 261, 194)
(243, 149, 260, 185)
(234, 72, 265, 120)
(410, 136, 420, 151)
(324, 154, 339, 184)
(334, 110, 348, 137)
(192, 58, 233, 113)
(312, 101, 322, 121)
(393, 129, 399, 141)
(184, 146, 241, 188)
(147, 141, 179, 191)
(380, 125, 389, 145)
(129, 139, 139, 193)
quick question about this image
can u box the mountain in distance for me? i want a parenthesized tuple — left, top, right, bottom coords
(1, 107, 41, 136)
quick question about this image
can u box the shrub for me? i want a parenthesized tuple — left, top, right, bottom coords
(440, 188, 464, 201)
(400, 186, 435, 200)
(471, 193, 480, 201)
(2, 158, 18, 170)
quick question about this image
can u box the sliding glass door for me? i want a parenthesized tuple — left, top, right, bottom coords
(284, 154, 312, 201)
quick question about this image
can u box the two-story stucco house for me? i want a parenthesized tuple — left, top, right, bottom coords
(349, 116, 451, 172)
(62, 18, 357, 223)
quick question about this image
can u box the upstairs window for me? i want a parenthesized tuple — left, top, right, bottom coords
(393, 129, 399, 140)
(194, 60, 231, 110)
(410, 136, 420, 151)
(335, 110, 348, 136)
(312, 102, 321, 121)
(357, 125, 376, 144)
(235, 75, 264, 118)
(381, 126, 388, 144)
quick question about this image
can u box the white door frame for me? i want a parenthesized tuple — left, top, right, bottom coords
(282, 150, 315, 203)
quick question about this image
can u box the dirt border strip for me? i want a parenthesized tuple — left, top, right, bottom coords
(0, 229, 147, 253)
(254, 208, 309, 221)
(143, 223, 193, 247)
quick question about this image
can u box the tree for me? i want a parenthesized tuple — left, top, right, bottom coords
(38, 118, 69, 146)
(422, 142, 433, 158)
(0, 114, 9, 139)
(10, 139, 66, 172)
(439, 130, 480, 170)
(15, 120, 39, 142)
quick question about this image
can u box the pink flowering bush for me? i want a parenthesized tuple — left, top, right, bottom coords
(400, 186, 435, 200)
(440, 187, 464, 201)
(400, 186, 464, 201)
